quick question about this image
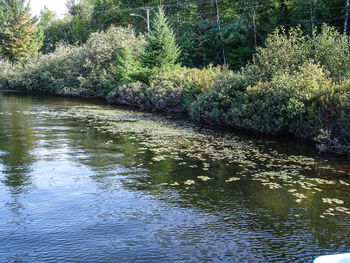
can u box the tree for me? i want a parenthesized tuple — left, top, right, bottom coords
(36, 7, 55, 53)
(142, 7, 180, 75)
(0, 0, 41, 63)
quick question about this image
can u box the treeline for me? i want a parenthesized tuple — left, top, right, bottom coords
(19, 0, 350, 68)
(1, 5, 349, 155)
(1, 0, 348, 68)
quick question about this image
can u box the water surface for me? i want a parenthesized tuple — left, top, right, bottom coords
(0, 92, 349, 262)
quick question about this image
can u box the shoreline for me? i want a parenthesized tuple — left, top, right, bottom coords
(1, 88, 342, 161)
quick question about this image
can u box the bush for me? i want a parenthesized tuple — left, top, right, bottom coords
(191, 63, 333, 133)
(107, 66, 222, 112)
(81, 26, 145, 96)
(0, 26, 145, 97)
(188, 70, 247, 125)
(245, 24, 350, 84)
(106, 81, 149, 108)
(245, 27, 308, 83)
(0, 61, 16, 88)
(0, 43, 88, 94)
(250, 63, 333, 136)
(148, 66, 221, 111)
(190, 62, 350, 154)
(314, 80, 350, 154)
(310, 26, 350, 80)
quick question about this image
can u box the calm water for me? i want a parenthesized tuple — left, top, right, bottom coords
(0, 92, 349, 263)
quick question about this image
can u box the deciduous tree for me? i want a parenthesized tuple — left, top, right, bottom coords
(0, 0, 41, 62)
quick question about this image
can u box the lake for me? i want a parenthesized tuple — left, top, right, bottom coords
(0, 91, 349, 262)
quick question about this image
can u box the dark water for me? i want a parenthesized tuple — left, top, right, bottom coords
(0, 92, 349, 263)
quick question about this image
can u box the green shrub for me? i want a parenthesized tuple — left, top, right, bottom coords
(314, 80, 350, 154)
(0, 26, 145, 97)
(106, 81, 149, 108)
(106, 66, 222, 112)
(245, 27, 308, 83)
(1, 43, 87, 94)
(81, 26, 145, 96)
(255, 62, 333, 136)
(245, 25, 350, 84)
(148, 66, 221, 111)
(0, 61, 16, 88)
(310, 26, 350, 80)
(191, 63, 331, 133)
(188, 70, 247, 125)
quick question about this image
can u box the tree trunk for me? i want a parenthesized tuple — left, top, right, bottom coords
(215, 0, 226, 65)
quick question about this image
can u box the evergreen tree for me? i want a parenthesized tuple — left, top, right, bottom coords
(142, 7, 180, 74)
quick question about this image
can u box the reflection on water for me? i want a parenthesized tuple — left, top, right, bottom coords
(0, 91, 349, 263)
(0, 95, 37, 195)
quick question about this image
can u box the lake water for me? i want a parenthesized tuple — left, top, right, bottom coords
(0, 91, 349, 262)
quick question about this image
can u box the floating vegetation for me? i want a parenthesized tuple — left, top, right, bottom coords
(340, 180, 350, 186)
(184, 180, 195, 185)
(26, 104, 350, 218)
(225, 177, 240, 183)
(321, 206, 350, 218)
(197, 176, 212, 181)
(293, 193, 307, 203)
(151, 156, 167, 162)
(335, 207, 350, 215)
(322, 198, 344, 205)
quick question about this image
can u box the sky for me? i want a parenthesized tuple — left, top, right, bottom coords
(27, 0, 68, 18)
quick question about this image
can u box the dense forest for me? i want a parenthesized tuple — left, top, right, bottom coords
(0, 0, 350, 156)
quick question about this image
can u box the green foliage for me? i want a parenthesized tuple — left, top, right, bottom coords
(30, 0, 348, 71)
(0, 43, 87, 93)
(0, 1, 41, 63)
(235, 63, 333, 135)
(188, 70, 248, 125)
(1, 22, 350, 155)
(107, 66, 221, 112)
(35, 8, 55, 53)
(80, 26, 145, 96)
(246, 25, 350, 83)
(107, 81, 149, 107)
(310, 26, 350, 80)
(246, 27, 309, 82)
(0, 26, 144, 96)
(147, 66, 219, 111)
(141, 7, 180, 78)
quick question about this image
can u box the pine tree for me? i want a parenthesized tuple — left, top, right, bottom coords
(142, 7, 180, 74)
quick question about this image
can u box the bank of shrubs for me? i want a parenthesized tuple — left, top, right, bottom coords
(107, 66, 221, 112)
(0, 24, 349, 155)
(0, 26, 145, 97)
